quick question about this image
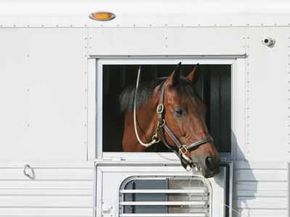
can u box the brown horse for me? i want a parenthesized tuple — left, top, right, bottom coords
(119, 63, 220, 178)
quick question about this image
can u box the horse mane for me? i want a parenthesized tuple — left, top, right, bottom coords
(119, 77, 200, 112)
(119, 79, 162, 112)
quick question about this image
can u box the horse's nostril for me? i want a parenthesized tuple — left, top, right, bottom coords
(205, 156, 218, 171)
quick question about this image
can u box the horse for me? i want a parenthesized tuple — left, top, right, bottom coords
(119, 63, 220, 178)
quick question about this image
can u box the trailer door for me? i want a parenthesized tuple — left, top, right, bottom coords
(95, 163, 231, 217)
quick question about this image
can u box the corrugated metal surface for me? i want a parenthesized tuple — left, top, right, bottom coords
(234, 161, 288, 217)
(0, 163, 94, 217)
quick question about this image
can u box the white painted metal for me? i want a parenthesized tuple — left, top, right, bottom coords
(120, 215, 206, 217)
(120, 189, 207, 194)
(0, 28, 88, 162)
(1, 0, 290, 27)
(96, 163, 229, 217)
(0, 163, 94, 217)
(120, 201, 207, 206)
(88, 28, 246, 56)
(235, 161, 288, 216)
(0, 1, 289, 217)
(243, 28, 290, 161)
(88, 58, 97, 160)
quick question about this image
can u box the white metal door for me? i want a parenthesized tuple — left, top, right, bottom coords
(95, 163, 231, 217)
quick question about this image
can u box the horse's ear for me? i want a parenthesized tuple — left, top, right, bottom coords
(167, 62, 181, 86)
(187, 64, 199, 83)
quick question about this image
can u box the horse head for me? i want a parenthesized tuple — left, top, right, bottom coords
(121, 63, 220, 178)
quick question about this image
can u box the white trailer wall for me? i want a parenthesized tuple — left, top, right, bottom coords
(0, 163, 94, 217)
(0, 28, 94, 217)
(0, 1, 289, 216)
(89, 26, 290, 217)
(0, 28, 88, 162)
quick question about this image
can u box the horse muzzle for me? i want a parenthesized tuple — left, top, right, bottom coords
(192, 156, 220, 178)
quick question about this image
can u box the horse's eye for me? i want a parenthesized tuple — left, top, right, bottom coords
(175, 107, 185, 118)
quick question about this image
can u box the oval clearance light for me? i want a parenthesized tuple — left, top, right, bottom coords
(89, 11, 116, 21)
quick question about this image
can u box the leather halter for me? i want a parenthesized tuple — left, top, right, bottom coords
(152, 81, 214, 170)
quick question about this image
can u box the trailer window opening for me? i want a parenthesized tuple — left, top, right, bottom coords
(100, 63, 231, 153)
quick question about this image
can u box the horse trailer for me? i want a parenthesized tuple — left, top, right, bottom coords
(0, 0, 289, 216)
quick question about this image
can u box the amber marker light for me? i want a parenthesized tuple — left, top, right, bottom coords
(89, 11, 116, 21)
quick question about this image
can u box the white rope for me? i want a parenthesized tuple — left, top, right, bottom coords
(224, 204, 244, 217)
(189, 170, 244, 217)
(133, 66, 157, 147)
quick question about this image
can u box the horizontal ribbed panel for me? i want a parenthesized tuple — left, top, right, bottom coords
(0, 164, 93, 217)
(234, 161, 288, 215)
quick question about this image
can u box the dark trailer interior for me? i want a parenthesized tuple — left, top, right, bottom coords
(102, 64, 231, 153)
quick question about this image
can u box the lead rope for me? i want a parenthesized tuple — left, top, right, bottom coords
(191, 172, 244, 217)
(133, 67, 158, 147)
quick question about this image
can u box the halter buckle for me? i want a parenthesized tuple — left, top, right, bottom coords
(156, 104, 164, 114)
(179, 145, 190, 156)
(151, 133, 160, 143)
(157, 119, 165, 129)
